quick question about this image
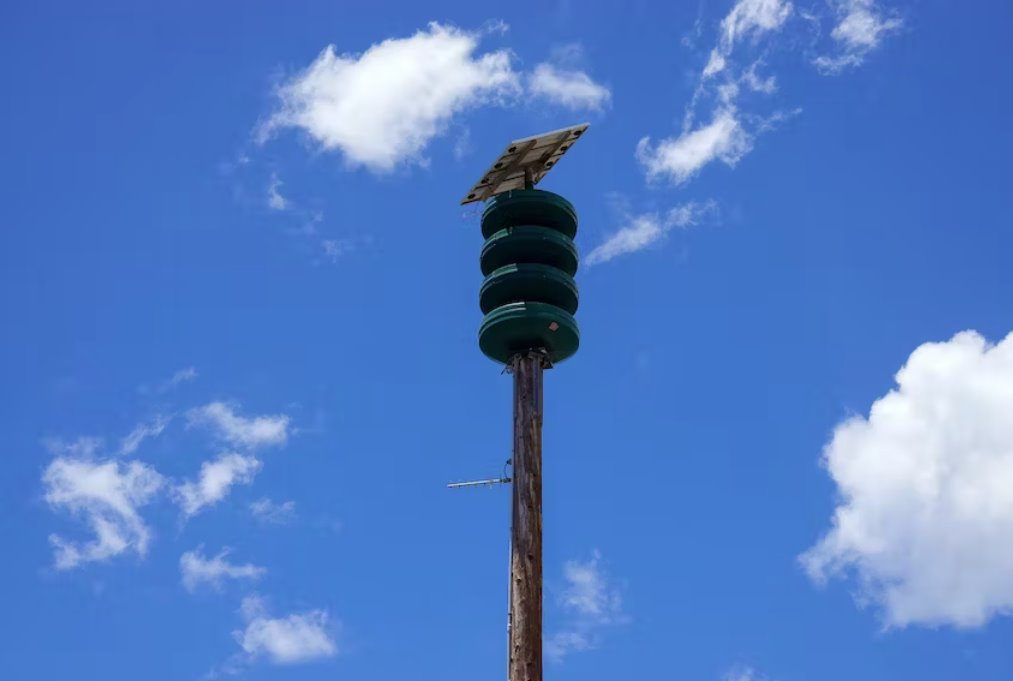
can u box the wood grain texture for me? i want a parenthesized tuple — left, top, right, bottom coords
(508, 352, 544, 681)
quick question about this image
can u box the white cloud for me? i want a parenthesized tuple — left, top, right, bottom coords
(528, 63, 610, 111)
(586, 214, 663, 266)
(544, 630, 593, 661)
(174, 453, 262, 517)
(637, 108, 752, 185)
(168, 366, 198, 387)
(545, 551, 627, 663)
(44, 457, 164, 569)
(139, 366, 198, 395)
(250, 497, 297, 525)
(267, 173, 289, 210)
(322, 238, 354, 262)
(180, 547, 266, 592)
(742, 60, 777, 93)
(260, 22, 520, 171)
(724, 667, 769, 681)
(703, 50, 728, 78)
(815, 0, 902, 73)
(705, 0, 793, 78)
(640, 0, 787, 185)
(187, 402, 290, 449)
(43, 436, 104, 458)
(559, 551, 623, 620)
(119, 415, 170, 456)
(585, 201, 716, 266)
(234, 595, 338, 665)
(637, 0, 896, 192)
(801, 330, 1013, 629)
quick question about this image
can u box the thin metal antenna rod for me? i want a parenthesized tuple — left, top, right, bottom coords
(508, 351, 545, 681)
(447, 478, 511, 489)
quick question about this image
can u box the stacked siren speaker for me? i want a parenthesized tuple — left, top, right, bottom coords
(478, 189, 580, 365)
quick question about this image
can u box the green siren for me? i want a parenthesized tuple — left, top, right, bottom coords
(462, 124, 588, 365)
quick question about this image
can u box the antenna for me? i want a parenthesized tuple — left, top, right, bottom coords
(447, 459, 512, 489)
(452, 124, 589, 681)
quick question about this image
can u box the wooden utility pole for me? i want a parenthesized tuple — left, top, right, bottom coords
(508, 351, 545, 681)
(461, 124, 589, 681)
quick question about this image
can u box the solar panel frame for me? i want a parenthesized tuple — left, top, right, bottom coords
(460, 123, 590, 205)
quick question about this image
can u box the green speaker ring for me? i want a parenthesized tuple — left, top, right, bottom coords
(480, 264, 578, 315)
(481, 189, 578, 239)
(480, 226, 578, 277)
(478, 302, 580, 365)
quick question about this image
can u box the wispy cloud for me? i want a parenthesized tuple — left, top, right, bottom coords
(187, 402, 290, 449)
(814, 0, 902, 73)
(724, 666, 772, 681)
(44, 457, 164, 569)
(233, 595, 338, 665)
(528, 63, 610, 111)
(638, 0, 900, 188)
(250, 498, 297, 525)
(118, 415, 170, 456)
(545, 551, 627, 663)
(802, 330, 1013, 629)
(180, 547, 266, 592)
(638, 0, 793, 186)
(586, 201, 717, 266)
(322, 238, 355, 262)
(138, 367, 198, 396)
(702, 0, 793, 79)
(174, 453, 262, 517)
(169, 366, 198, 386)
(43, 436, 104, 459)
(267, 173, 289, 210)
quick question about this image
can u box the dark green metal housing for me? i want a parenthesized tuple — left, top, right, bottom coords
(479, 302, 580, 365)
(480, 264, 579, 315)
(481, 189, 578, 239)
(480, 226, 578, 277)
(478, 189, 580, 365)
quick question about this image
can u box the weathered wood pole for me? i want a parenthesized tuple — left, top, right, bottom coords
(508, 351, 545, 681)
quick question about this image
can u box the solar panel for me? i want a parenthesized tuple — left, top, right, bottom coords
(460, 123, 590, 205)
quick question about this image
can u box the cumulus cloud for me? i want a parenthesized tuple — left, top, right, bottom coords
(250, 497, 297, 525)
(801, 330, 1013, 628)
(44, 457, 164, 569)
(585, 201, 717, 266)
(174, 453, 262, 517)
(528, 63, 610, 111)
(637, 108, 752, 185)
(815, 0, 902, 73)
(545, 551, 627, 662)
(180, 547, 266, 592)
(234, 595, 338, 665)
(260, 22, 520, 171)
(187, 402, 289, 449)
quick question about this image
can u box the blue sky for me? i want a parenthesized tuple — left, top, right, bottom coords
(3, 0, 1013, 679)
